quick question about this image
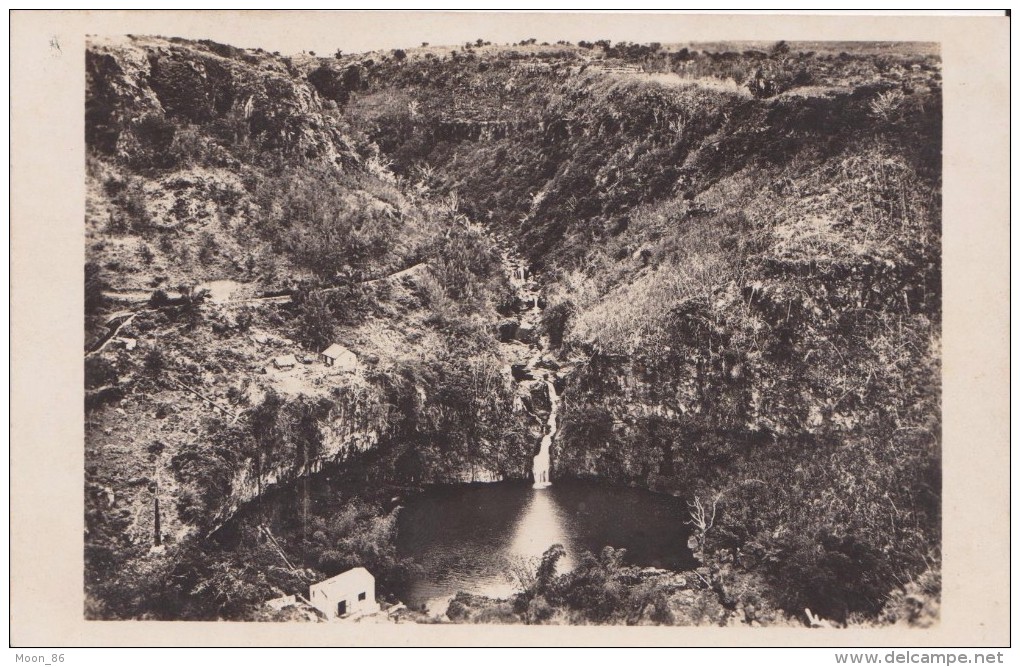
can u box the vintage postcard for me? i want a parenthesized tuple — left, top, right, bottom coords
(10, 10, 1010, 647)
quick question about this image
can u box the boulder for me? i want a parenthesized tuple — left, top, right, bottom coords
(536, 356, 560, 371)
(511, 364, 535, 382)
(497, 319, 519, 343)
(552, 375, 567, 395)
(515, 322, 537, 344)
(529, 384, 551, 412)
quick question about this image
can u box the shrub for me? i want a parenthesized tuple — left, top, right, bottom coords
(197, 231, 217, 264)
(114, 179, 152, 231)
(128, 113, 179, 169)
(295, 290, 341, 350)
(85, 262, 107, 315)
(176, 488, 207, 525)
(235, 310, 254, 332)
(869, 89, 906, 121)
(177, 285, 210, 329)
(143, 347, 167, 377)
(880, 564, 940, 627)
(541, 299, 574, 348)
(149, 289, 171, 308)
(85, 356, 118, 389)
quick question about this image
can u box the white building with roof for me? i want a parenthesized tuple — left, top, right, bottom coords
(308, 567, 379, 620)
(320, 343, 358, 371)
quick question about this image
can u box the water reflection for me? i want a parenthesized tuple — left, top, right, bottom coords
(395, 484, 531, 608)
(394, 482, 694, 611)
(507, 487, 575, 570)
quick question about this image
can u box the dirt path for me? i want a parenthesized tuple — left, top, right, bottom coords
(88, 264, 432, 360)
(101, 263, 429, 310)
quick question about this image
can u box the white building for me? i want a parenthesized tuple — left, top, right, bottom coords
(320, 343, 358, 371)
(308, 567, 379, 620)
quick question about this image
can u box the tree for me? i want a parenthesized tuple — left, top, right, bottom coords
(249, 390, 285, 500)
(177, 284, 210, 329)
(686, 493, 719, 564)
(771, 40, 791, 56)
(297, 291, 336, 351)
(746, 67, 779, 98)
(149, 289, 171, 308)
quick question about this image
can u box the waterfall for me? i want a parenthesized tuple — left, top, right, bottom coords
(532, 380, 558, 489)
(498, 246, 559, 489)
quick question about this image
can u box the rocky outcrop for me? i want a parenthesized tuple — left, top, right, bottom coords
(86, 36, 360, 167)
(306, 62, 369, 106)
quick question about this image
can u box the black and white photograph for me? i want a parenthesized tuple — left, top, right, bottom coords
(9, 9, 1011, 650)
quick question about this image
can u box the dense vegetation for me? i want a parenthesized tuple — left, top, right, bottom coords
(347, 39, 941, 624)
(85, 35, 941, 625)
(446, 543, 766, 626)
(84, 36, 532, 620)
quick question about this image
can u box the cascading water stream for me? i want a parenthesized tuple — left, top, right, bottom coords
(498, 243, 563, 489)
(532, 380, 557, 488)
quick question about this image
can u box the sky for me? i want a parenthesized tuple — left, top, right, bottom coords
(92, 10, 732, 56)
(80, 9, 992, 57)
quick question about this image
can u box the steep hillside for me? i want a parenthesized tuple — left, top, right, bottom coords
(85, 36, 942, 625)
(84, 36, 538, 620)
(351, 40, 942, 622)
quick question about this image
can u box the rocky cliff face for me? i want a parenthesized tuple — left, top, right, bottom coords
(84, 37, 542, 619)
(85, 37, 943, 621)
(87, 36, 360, 167)
(354, 43, 942, 618)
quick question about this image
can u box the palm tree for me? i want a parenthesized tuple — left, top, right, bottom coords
(177, 284, 210, 329)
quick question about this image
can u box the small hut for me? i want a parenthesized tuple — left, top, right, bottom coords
(320, 343, 358, 371)
(273, 354, 297, 370)
(308, 567, 378, 620)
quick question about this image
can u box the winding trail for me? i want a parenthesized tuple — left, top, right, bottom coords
(89, 263, 428, 358)
(92, 246, 563, 483)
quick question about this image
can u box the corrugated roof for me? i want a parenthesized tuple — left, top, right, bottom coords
(321, 343, 353, 358)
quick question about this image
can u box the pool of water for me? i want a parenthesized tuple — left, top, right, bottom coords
(393, 482, 696, 612)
